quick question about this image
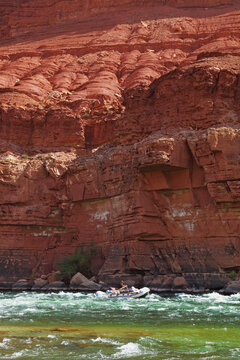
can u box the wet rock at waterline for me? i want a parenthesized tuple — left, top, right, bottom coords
(42, 281, 68, 291)
(32, 278, 49, 290)
(12, 279, 33, 291)
(222, 281, 240, 295)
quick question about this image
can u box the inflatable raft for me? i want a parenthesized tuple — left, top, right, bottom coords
(96, 286, 150, 299)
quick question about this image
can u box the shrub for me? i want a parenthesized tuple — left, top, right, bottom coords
(229, 270, 237, 280)
(83, 112, 91, 119)
(56, 243, 96, 284)
(21, 154, 29, 159)
(36, 154, 44, 160)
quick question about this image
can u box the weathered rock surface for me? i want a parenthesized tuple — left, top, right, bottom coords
(0, 0, 239, 291)
(32, 277, 48, 290)
(12, 279, 32, 290)
(70, 272, 101, 290)
(1, 1, 239, 40)
(42, 281, 67, 290)
(222, 280, 240, 294)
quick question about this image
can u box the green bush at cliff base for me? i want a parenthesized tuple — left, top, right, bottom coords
(56, 243, 96, 284)
(228, 270, 237, 280)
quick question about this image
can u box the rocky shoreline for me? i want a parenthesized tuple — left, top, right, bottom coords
(1, 272, 239, 295)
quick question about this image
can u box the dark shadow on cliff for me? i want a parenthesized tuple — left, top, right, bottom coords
(1, 1, 240, 48)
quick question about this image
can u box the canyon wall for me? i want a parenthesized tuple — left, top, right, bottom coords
(0, 0, 238, 39)
(0, 0, 240, 290)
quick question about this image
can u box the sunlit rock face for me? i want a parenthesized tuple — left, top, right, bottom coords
(0, 0, 240, 290)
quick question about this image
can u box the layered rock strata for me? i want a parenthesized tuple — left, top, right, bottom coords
(0, 0, 239, 291)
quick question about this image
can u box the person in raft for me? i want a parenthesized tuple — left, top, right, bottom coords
(119, 280, 128, 292)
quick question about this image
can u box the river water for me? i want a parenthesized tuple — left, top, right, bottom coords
(0, 291, 239, 359)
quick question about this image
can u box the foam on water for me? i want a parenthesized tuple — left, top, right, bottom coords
(0, 291, 240, 359)
(7, 350, 25, 359)
(114, 342, 153, 358)
(61, 340, 70, 345)
(91, 337, 121, 346)
(0, 338, 10, 349)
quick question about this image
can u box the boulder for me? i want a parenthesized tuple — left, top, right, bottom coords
(34, 278, 48, 286)
(42, 281, 67, 291)
(12, 279, 32, 290)
(70, 272, 101, 290)
(223, 281, 240, 294)
(47, 271, 60, 283)
(32, 278, 48, 290)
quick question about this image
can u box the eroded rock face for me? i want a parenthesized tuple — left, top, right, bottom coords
(1, 0, 238, 39)
(0, 0, 239, 291)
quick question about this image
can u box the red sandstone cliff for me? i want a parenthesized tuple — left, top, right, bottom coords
(0, 0, 240, 291)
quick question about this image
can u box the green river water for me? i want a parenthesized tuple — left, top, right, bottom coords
(0, 291, 239, 359)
